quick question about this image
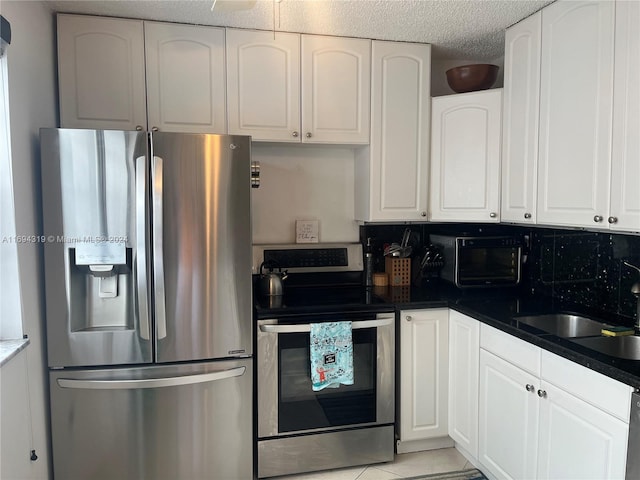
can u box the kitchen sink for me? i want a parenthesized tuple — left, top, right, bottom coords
(514, 313, 614, 338)
(571, 335, 640, 360)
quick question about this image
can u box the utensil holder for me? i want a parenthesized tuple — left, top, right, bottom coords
(385, 257, 411, 286)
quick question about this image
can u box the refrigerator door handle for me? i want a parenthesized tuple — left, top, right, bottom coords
(152, 155, 167, 340)
(56, 366, 246, 390)
(259, 315, 394, 334)
(135, 156, 150, 341)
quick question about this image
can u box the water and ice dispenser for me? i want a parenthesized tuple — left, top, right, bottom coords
(41, 129, 149, 367)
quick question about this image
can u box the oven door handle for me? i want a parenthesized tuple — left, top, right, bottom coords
(259, 315, 394, 334)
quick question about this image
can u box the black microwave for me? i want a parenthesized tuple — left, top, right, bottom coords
(430, 235, 522, 288)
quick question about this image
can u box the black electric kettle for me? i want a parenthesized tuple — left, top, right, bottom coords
(258, 262, 288, 296)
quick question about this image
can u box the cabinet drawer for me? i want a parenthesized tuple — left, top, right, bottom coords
(480, 324, 540, 376)
(541, 351, 632, 422)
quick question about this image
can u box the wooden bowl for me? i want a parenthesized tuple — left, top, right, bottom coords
(446, 64, 499, 93)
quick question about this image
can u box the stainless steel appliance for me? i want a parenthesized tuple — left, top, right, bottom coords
(430, 234, 523, 288)
(40, 129, 253, 480)
(627, 391, 640, 479)
(253, 244, 395, 478)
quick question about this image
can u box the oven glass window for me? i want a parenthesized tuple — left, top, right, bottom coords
(278, 328, 377, 433)
(458, 246, 519, 282)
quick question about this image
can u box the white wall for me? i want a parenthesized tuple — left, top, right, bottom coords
(0, 1, 57, 478)
(251, 144, 360, 244)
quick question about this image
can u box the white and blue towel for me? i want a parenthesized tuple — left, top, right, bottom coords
(310, 321, 354, 391)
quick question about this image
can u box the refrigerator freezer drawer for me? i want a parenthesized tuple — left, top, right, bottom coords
(49, 359, 253, 480)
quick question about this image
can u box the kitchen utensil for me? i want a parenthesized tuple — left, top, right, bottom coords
(259, 261, 288, 296)
(446, 64, 499, 93)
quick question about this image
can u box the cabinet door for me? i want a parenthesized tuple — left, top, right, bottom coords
(430, 90, 502, 222)
(479, 349, 539, 480)
(501, 12, 541, 224)
(145, 23, 226, 134)
(537, 1, 615, 228)
(57, 14, 147, 130)
(610, 0, 640, 233)
(537, 381, 629, 480)
(448, 310, 479, 459)
(301, 35, 370, 144)
(226, 29, 300, 142)
(399, 309, 449, 444)
(355, 41, 430, 222)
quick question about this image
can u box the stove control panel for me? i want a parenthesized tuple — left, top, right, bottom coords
(252, 243, 363, 274)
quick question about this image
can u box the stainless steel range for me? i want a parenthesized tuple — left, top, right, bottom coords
(253, 243, 396, 478)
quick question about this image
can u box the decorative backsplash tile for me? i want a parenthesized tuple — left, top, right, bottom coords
(362, 223, 640, 322)
(526, 229, 640, 322)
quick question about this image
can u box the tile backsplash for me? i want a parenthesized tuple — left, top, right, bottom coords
(361, 223, 640, 323)
(527, 229, 640, 323)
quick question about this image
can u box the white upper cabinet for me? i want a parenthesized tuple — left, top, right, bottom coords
(301, 35, 370, 144)
(355, 41, 430, 222)
(610, 0, 640, 232)
(430, 89, 502, 222)
(144, 22, 226, 134)
(58, 15, 227, 133)
(537, 0, 615, 228)
(226, 29, 301, 142)
(226, 29, 370, 144)
(57, 14, 147, 130)
(501, 12, 541, 224)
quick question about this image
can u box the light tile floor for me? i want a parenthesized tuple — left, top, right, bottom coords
(270, 447, 473, 480)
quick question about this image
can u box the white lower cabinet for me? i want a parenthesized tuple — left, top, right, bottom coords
(478, 323, 632, 480)
(537, 380, 629, 480)
(479, 348, 540, 480)
(448, 310, 480, 459)
(398, 308, 451, 453)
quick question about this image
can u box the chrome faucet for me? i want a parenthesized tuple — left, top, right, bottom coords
(623, 261, 640, 332)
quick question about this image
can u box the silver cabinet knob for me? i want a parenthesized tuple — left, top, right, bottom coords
(152, 127, 159, 132)
(489, 212, 497, 218)
(524, 213, 532, 219)
(525, 384, 535, 392)
(135, 125, 144, 131)
(306, 132, 312, 138)
(608, 216, 618, 224)
(292, 131, 299, 137)
(421, 211, 427, 217)
(405, 316, 412, 322)
(594, 215, 604, 223)
(537, 389, 547, 399)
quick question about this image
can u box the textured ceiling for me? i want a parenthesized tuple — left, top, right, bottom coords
(44, 0, 554, 60)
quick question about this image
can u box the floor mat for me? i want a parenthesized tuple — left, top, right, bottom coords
(400, 468, 487, 480)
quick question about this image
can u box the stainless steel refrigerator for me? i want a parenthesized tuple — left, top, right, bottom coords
(40, 129, 253, 480)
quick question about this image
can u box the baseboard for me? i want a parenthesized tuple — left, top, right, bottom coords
(452, 442, 480, 469)
(396, 436, 454, 454)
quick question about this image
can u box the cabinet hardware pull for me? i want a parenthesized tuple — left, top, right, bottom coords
(135, 125, 144, 131)
(306, 132, 312, 138)
(421, 212, 427, 217)
(152, 127, 159, 132)
(524, 213, 532, 219)
(406, 316, 412, 322)
(525, 384, 535, 392)
(608, 216, 618, 224)
(489, 212, 497, 218)
(594, 215, 604, 223)
(537, 389, 547, 398)
(292, 131, 299, 137)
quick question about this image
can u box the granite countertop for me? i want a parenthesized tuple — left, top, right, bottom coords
(0, 338, 30, 367)
(394, 285, 640, 389)
(254, 280, 640, 389)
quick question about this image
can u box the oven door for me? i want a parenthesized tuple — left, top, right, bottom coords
(257, 312, 395, 438)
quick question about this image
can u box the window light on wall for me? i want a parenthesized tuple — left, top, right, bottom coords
(0, 13, 24, 340)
